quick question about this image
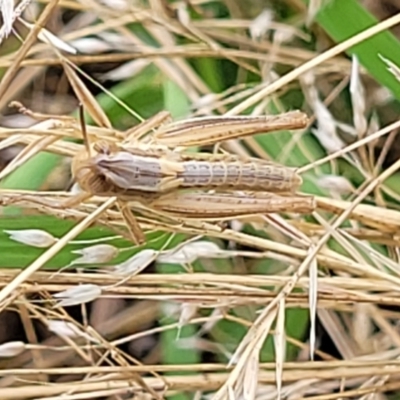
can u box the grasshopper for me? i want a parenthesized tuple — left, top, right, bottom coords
(3, 109, 315, 244)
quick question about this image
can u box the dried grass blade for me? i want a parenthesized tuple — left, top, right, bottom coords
(243, 350, 259, 400)
(154, 111, 309, 147)
(0, 135, 22, 151)
(214, 308, 278, 400)
(0, 135, 58, 180)
(308, 252, 318, 360)
(316, 196, 400, 233)
(274, 298, 286, 400)
(0, 0, 60, 98)
(61, 60, 111, 128)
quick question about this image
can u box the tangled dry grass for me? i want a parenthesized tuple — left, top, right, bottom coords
(2, 1, 400, 400)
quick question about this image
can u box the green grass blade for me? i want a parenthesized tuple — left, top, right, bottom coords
(316, 0, 400, 100)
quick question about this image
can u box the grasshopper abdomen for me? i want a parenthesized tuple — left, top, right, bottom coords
(180, 159, 301, 192)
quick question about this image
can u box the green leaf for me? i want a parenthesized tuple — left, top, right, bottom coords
(316, 0, 400, 101)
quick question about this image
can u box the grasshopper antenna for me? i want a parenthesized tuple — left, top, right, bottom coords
(79, 104, 92, 157)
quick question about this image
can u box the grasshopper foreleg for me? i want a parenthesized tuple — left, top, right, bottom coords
(117, 199, 146, 245)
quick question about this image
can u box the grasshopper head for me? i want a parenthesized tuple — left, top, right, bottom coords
(71, 140, 120, 196)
